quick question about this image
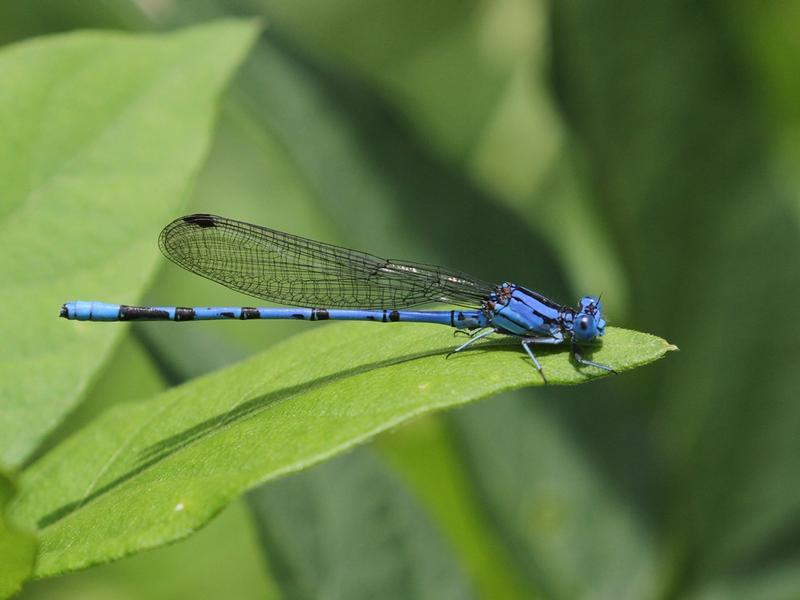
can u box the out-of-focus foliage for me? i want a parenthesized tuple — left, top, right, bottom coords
(20, 499, 275, 600)
(1, 0, 798, 599)
(249, 448, 474, 600)
(0, 472, 36, 599)
(0, 19, 259, 467)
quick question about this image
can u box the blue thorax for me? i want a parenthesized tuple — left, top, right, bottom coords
(485, 284, 606, 343)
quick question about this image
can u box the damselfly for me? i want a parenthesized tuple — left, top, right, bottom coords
(61, 214, 614, 382)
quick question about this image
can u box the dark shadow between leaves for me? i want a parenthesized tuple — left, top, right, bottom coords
(37, 336, 559, 530)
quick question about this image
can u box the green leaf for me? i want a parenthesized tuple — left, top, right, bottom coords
(37, 331, 168, 461)
(377, 415, 535, 599)
(10, 324, 671, 577)
(21, 338, 276, 599)
(248, 0, 517, 161)
(452, 394, 660, 598)
(0, 471, 36, 599)
(0, 0, 147, 47)
(0, 19, 259, 467)
(248, 448, 473, 600)
(23, 499, 277, 600)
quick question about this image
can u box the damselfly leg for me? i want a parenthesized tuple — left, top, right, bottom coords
(520, 336, 563, 383)
(446, 328, 496, 358)
(571, 342, 616, 374)
(453, 327, 490, 338)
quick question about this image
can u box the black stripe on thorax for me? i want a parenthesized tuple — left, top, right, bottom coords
(511, 291, 560, 325)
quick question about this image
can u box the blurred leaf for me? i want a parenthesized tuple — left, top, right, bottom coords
(249, 448, 473, 600)
(19, 499, 276, 600)
(724, 2, 800, 218)
(0, 19, 259, 466)
(452, 393, 659, 598)
(247, 0, 525, 162)
(10, 324, 670, 576)
(0, 0, 146, 47)
(0, 472, 36, 599)
(687, 559, 800, 600)
(549, 0, 800, 596)
(377, 415, 534, 599)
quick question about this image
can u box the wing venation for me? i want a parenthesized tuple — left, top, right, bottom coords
(158, 214, 494, 309)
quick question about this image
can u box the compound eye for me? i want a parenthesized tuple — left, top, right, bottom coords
(573, 314, 597, 341)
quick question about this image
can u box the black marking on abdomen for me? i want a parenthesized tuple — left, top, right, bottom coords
(366, 315, 376, 321)
(119, 305, 170, 320)
(389, 310, 400, 322)
(292, 313, 305, 320)
(241, 307, 260, 320)
(220, 311, 236, 319)
(175, 307, 196, 321)
(183, 214, 217, 228)
(450, 310, 455, 327)
(382, 310, 388, 323)
(311, 308, 330, 321)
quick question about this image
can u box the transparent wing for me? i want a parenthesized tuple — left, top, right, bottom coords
(159, 214, 495, 309)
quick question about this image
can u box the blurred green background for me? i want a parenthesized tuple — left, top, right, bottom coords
(4, 0, 799, 598)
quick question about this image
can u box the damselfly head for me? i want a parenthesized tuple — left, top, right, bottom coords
(572, 296, 606, 342)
